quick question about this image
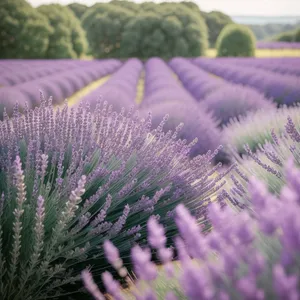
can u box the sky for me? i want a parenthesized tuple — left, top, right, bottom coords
(27, 0, 300, 16)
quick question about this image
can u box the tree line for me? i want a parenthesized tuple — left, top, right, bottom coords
(1, 0, 258, 59)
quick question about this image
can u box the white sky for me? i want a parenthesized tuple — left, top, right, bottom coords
(27, 0, 300, 16)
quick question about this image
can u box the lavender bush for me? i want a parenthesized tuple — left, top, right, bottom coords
(201, 84, 276, 126)
(223, 104, 300, 154)
(141, 101, 223, 158)
(194, 58, 300, 106)
(79, 58, 142, 111)
(83, 158, 300, 299)
(0, 96, 226, 299)
(226, 115, 300, 200)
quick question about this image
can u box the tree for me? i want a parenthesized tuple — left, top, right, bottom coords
(120, 12, 186, 59)
(110, 0, 140, 13)
(38, 4, 87, 58)
(159, 3, 208, 56)
(294, 28, 300, 42)
(274, 30, 296, 42)
(203, 11, 234, 47)
(67, 3, 88, 19)
(216, 24, 256, 57)
(82, 3, 134, 58)
(0, 0, 52, 58)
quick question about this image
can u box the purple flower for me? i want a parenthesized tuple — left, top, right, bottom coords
(180, 262, 214, 300)
(273, 264, 299, 300)
(201, 84, 275, 126)
(131, 245, 157, 281)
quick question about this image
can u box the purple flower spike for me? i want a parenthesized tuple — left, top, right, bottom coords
(103, 240, 122, 270)
(131, 245, 157, 281)
(180, 262, 214, 300)
(273, 264, 299, 300)
(102, 271, 125, 300)
(147, 216, 167, 249)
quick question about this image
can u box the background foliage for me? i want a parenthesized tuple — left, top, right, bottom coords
(37, 4, 87, 58)
(0, 0, 52, 59)
(216, 24, 256, 57)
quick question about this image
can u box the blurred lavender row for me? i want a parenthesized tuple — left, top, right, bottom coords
(256, 41, 300, 49)
(0, 60, 93, 86)
(79, 58, 143, 111)
(194, 57, 300, 105)
(217, 57, 300, 77)
(140, 58, 222, 158)
(0, 59, 122, 116)
(169, 57, 275, 126)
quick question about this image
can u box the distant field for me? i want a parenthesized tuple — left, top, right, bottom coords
(206, 48, 300, 57)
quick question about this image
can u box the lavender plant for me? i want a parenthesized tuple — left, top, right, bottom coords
(0, 96, 226, 299)
(225, 115, 300, 207)
(201, 84, 276, 126)
(223, 104, 300, 154)
(83, 158, 300, 300)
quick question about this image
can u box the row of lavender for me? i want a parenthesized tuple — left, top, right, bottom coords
(0, 59, 122, 114)
(1, 57, 300, 160)
(193, 57, 300, 105)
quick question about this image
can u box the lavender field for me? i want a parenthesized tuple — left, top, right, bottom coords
(1, 56, 300, 156)
(1, 54, 300, 300)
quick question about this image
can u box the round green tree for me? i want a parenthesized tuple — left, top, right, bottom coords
(216, 24, 256, 57)
(159, 3, 209, 56)
(67, 3, 88, 19)
(120, 12, 188, 59)
(38, 4, 87, 58)
(0, 0, 52, 59)
(82, 3, 134, 58)
(203, 11, 234, 47)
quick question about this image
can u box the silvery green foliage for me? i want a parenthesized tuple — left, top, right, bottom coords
(223, 104, 300, 155)
(83, 159, 300, 300)
(224, 116, 300, 208)
(0, 96, 226, 299)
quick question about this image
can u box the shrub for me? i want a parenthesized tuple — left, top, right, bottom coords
(38, 4, 87, 58)
(83, 158, 300, 299)
(0, 97, 226, 298)
(142, 100, 223, 158)
(223, 104, 300, 154)
(274, 29, 297, 42)
(216, 24, 256, 57)
(202, 10, 234, 47)
(228, 115, 300, 198)
(201, 84, 276, 126)
(0, 0, 52, 59)
(294, 28, 300, 42)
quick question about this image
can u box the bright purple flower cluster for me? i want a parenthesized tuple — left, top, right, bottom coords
(194, 58, 300, 106)
(79, 58, 142, 111)
(82, 158, 300, 300)
(0, 59, 121, 116)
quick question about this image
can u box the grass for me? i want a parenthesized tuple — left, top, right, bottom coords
(135, 72, 145, 105)
(206, 48, 300, 57)
(66, 75, 111, 107)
